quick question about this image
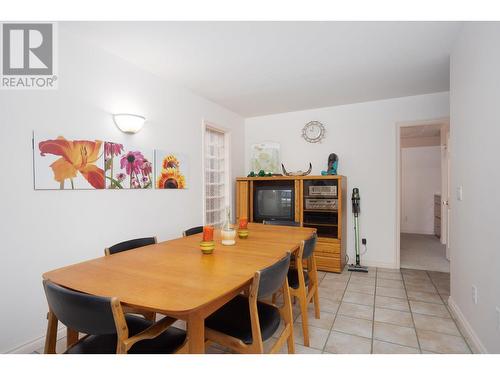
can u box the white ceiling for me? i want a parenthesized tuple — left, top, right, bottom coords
(63, 21, 462, 117)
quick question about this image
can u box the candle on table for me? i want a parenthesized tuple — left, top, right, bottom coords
(203, 226, 214, 242)
(239, 218, 248, 229)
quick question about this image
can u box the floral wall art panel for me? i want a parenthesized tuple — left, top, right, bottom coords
(154, 151, 189, 189)
(34, 133, 105, 190)
(105, 142, 153, 189)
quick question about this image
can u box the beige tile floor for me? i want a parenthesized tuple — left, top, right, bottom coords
(35, 267, 471, 354)
(208, 266, 470, 354)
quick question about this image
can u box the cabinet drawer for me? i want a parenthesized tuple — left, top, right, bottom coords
(315, 253, 340, 265)
(315, 241, 341, 255)
(315, 254, 342, 273)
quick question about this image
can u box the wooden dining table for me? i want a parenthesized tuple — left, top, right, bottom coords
(42, 223, 316, 353)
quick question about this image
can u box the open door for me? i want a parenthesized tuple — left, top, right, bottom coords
(397, 118, 450, 272)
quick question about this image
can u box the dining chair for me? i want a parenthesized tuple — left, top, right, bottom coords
(182, 226, 204, 237)
(262, 220, 300, 227)
(204, 253, 295, 354)
(104, 236, 157, 256)
(287, 233, 320, 347)
(42, 280, 187, 354)
(104, 237, 158, 322)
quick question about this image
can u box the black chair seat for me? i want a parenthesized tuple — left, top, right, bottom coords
(65, 315, 186, 354)
(288, 269, 310, 289)
(205, 295, 281, 345)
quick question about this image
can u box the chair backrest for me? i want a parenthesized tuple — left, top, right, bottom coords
(302, 233, 317, 260)
(183, 226, 203, 237)
(106, 236, 157, 255)
(262, 220, 300, 227)
(43, 280, 118, 335)
(257, 253, 291, 298)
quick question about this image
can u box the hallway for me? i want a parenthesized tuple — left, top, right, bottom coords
(400, 233, 450, 273)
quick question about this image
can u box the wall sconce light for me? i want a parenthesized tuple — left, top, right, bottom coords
(113, 113, 146, 134)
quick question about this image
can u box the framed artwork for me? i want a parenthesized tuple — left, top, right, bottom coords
(154, 151, 189, 189)
(105, 142, 153, 189)
(250, 142, 281, 174)
(34, 134, 105, 190)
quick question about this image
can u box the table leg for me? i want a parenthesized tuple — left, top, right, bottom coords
(187, 314, 205, 353)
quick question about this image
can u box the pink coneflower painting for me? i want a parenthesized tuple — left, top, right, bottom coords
(141, 160, 152, 176)
(104, 142, 153, 189)
(104, 142, 124, 157)
(120, 151, 145, 176)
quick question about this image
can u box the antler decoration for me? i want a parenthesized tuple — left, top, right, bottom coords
(281, 163, 312, 176)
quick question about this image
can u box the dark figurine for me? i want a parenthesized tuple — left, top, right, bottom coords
(321, 153, 338, 175)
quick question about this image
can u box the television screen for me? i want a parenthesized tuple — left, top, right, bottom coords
(253, 183, 294, 222)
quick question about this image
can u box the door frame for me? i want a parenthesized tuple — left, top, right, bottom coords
(440, 124, 451, 259)
(201, 119, 232, 226)
(395, 117, 450, 269)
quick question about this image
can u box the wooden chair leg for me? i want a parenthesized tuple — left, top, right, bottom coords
(282, 281, 295, 354)
(313, 287, 320, 319)
(298, 287, 310, 347)
(66, 327, 79, 349)
(311, 258, 321, 319)
(44, 311, 58, 354)
(286, 328, 295, 354)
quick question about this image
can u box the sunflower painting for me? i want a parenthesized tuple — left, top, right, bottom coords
(34, 134, 105, 190)
(105, 142, 153, 189)
(154, 151, 189, 189)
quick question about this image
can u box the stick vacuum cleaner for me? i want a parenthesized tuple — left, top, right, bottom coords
(348, 187, 368, 273)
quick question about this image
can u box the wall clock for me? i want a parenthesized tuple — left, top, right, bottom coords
(302, 121, 326, 143)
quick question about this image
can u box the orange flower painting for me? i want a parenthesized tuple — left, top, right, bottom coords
(35, 135, 105, 190)
(155, 151, 189, 189)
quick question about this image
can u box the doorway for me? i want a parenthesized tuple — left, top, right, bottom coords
(396, 119, 450, 272)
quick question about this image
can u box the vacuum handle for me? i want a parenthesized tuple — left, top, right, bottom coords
(352, 187, 360, 215)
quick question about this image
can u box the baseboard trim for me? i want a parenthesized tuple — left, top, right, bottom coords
(361, 260, 399, 269)
(6, 326, 66, 354)
(400, 230, 435, 236)
(447, 296, 488, 354)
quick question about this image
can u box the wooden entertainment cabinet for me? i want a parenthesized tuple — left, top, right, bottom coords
(236, 175, 346, 273)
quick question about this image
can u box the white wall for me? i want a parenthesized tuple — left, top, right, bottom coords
(449, 22, 500, 353)
(401, 146, 441, 234)
(0, 25, 245, 353)
(245, 92, 449, 268)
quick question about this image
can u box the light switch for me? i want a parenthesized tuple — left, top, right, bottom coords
(457, 186, 463, 201)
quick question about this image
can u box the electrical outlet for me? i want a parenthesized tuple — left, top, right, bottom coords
(362, 238, 367, 245)
(457, 186, 463, 201)
(472, 285, 478, 304)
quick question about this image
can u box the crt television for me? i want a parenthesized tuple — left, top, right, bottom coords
(253, 180, 295, 223)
